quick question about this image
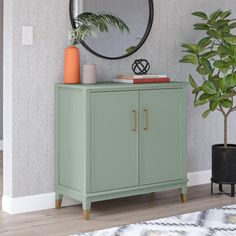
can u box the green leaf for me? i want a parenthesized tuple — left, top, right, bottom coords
(197, 65, 209, 76)
(202, 109, 211, 118)
(229, 22, 236, 29)
(194, 99, 208, 107)
(228, 57, 236, 67)
(224, 36, 236, 44)
(210, 99, 220, 111)
(220, 99, 232, 108)
(192, 87, 202, 95)
(126, 46, 137, 54)
(181, 43, 198, 53)
(198, 37, 212, 49)
(201, 58, 213, 75)
(211, 91, 221, 100)
(209, 9, 223, 22)
(217, 19, 230, 27)
(207, 29, 218, 38)
(202, 81, 217, 95)
(201, 51, 217, 59)
(194, 23, 209, 30)
(230, 74, 236, 88)
(192, 11, 208, 20)
(217, 45, 229, 57)
(192, 87, 201, 94)
(220, 10, 232, 19)
(199, 93, 211, 101)
(213, 60, 229, 69)
(229, 45, 236, 54)
(219, 77, 230, 93)
(209, 76, 220, 90)
(180, 55, 198, 64)
(189, 74, 198, 89)
(220, 25, 230, 35)
(223, 90, 236, 98)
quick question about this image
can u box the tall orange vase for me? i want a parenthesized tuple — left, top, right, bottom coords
(64, 46, 80, 84)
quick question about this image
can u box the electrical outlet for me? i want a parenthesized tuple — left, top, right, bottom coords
(22, 26, 34, 45)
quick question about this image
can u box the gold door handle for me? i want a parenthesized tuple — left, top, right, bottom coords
(132, 110, 138, 132)
(144, 109, 148, 131)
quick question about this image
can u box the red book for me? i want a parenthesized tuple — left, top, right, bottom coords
(113, 78, 170, 84)
(133, 78, 170, 84)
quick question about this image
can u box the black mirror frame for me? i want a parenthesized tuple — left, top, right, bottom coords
(69, 0, 154, 60)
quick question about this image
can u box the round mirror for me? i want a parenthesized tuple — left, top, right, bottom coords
(69, 0, 154, 60)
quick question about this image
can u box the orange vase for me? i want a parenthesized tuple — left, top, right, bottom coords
(64, 46, 80, 84)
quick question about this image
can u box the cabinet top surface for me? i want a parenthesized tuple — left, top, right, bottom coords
(56, 82, 187, 91)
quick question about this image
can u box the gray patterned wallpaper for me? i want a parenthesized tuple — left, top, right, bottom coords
(5, 0, 236, 197)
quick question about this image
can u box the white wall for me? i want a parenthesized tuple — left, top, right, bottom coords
(0, 0, 3, 141)
(3, 0, 236, 199)
(3, 0, 13, 197)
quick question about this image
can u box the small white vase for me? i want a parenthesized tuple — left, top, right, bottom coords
(82, 64, 97, 84)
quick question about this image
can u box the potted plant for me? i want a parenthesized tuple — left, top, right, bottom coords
(64, 12, 129, 84)
(180, 9, 236, 196)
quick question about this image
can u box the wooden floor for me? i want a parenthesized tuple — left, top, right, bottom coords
(0, 155, 236, 236)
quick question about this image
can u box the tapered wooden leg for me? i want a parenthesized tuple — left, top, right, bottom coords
(179, 185, 188, 203)
(83, 210, 91, 220)
(55, 193, 63, 209)
(82, 200, 91, 220)
(55, 199, 62, 209)
(180, 193, 188, 203)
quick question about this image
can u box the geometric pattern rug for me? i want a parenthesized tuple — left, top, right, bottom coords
(71, 204, 236, 236)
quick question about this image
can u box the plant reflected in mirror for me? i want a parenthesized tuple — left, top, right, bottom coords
(68, 12, 130, 46)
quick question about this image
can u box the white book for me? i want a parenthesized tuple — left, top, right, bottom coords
(116, 74, 167, 80)
(113, 79, 133, 83)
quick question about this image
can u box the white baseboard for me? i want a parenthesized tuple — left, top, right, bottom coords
(187, 169, 211, 187)
(2, 193, 80, 214)
(2, 169, 211, 214)
(0, 140, 3, 151)
(2, 193, 56, 214)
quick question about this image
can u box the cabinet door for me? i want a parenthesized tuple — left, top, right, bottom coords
(140, 89, 183, 185)
(91, 91, 139, 192)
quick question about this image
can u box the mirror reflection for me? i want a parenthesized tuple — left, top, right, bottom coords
(70, 0, 153, 59)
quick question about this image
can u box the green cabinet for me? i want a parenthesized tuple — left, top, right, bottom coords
(56, 82, 187, 220)
(140, 89, 183, 185)
(91, 91, 139, 192)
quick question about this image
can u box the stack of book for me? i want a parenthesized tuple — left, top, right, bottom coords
(113, 74, 170, 84)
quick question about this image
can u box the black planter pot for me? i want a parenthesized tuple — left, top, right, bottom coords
(211, 144, 236, 197)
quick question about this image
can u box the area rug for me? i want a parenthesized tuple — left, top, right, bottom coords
(71, 204, 236, 236)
